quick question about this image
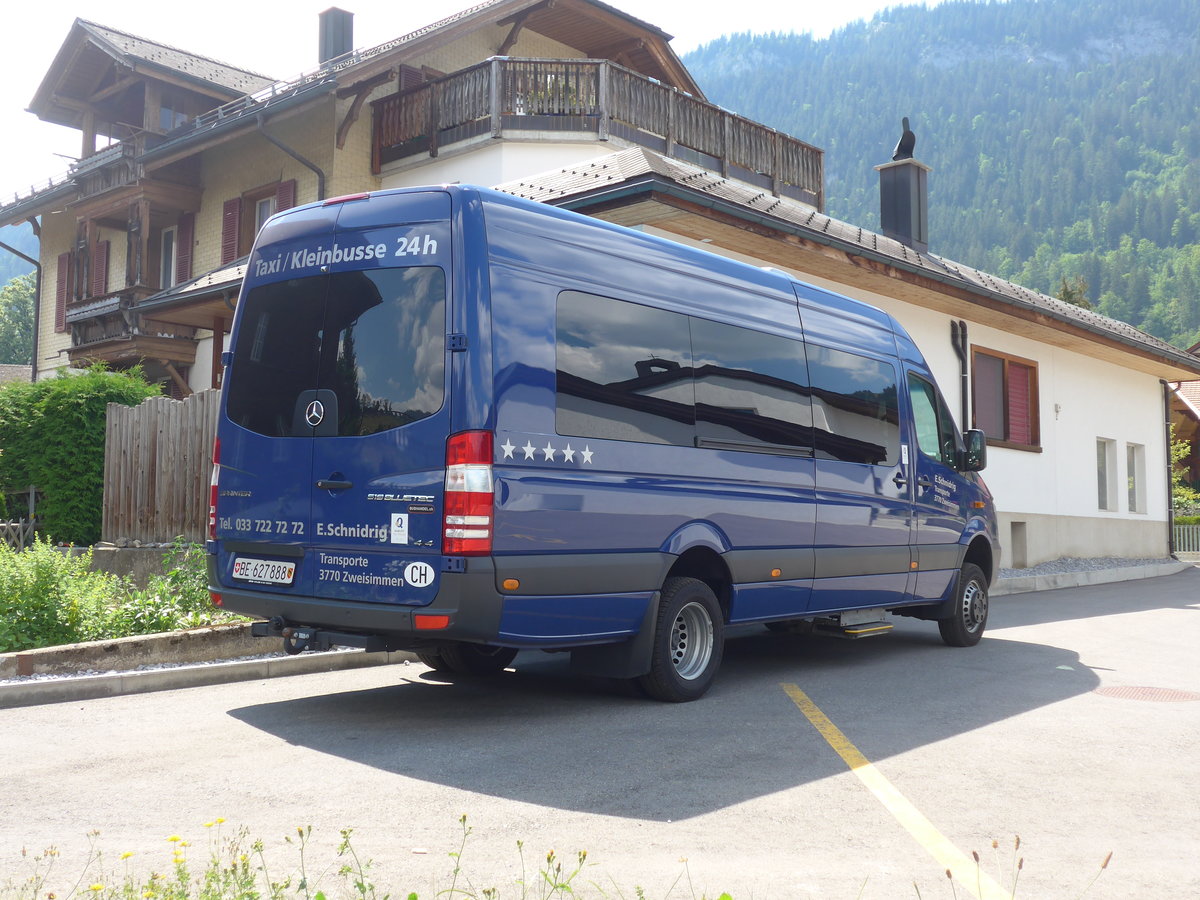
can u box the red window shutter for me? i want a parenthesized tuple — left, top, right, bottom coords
(175, 213, 195, 283)
(221, 198, 242, 264)
(1007, 362, 1033, 445)
(275, 179, 297, 212)
(90, 240, 110, 298)
(55, 252, 70, 333)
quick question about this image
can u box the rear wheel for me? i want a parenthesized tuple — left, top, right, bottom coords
(426, 643, 518, 675)
(415, 649, 451, 672)
(938, 563, 988, 647)
(637, 577, 724, 702)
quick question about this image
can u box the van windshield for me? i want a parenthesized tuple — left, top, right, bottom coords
(226, 266, 446, 437)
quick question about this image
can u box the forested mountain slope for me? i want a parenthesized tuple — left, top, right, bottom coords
(684, 0, 1200, 347)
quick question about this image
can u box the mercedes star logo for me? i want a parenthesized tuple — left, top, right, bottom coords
(305, 399, 325, 427)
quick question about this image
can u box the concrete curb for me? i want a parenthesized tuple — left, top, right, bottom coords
(0, 646, 417, 709)
(991, 560, 1194, 596)
(3, 563, 1193, 708)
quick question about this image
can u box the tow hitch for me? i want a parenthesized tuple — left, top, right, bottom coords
(250, 618, 393, 653)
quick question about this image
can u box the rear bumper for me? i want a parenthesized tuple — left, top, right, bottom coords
(208, 551, 662, 650)
(209, 554, 506, 648)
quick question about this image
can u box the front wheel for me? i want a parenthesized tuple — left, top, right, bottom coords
(938, 563, 989, 647)
(637, 577, 724, 702)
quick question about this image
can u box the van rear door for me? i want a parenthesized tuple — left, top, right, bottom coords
(216, 192, 453, 606)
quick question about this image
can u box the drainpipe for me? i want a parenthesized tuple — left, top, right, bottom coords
(950, 319, 969, 428)
(1162, 379, 1176, 557)
(0, 236, 41, 381)
(256, 113, 326, 201)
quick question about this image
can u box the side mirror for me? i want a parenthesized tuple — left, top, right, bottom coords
(961, 429, 987, 472)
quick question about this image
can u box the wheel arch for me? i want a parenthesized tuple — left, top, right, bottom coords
(665, 546, 733, 623)
(962, 534, 995, 586)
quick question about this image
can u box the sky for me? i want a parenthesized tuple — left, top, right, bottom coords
(0, 0, 945, 203)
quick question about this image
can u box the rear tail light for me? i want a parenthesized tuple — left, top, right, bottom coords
(208, 437, 220, 541)
(443, 430, 494, 556)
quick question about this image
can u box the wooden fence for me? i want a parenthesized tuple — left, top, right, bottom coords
(103, 390, 220, 544)
(0, 519, 37, 551)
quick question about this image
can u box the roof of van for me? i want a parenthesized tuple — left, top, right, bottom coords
(495, 147, 1200, 379)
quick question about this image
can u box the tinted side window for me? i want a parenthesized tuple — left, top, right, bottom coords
(691, 318, 812, 452)
(909, 374, 961, 468)
(808, 346, 900, 465)
(556, 292, 694, 445)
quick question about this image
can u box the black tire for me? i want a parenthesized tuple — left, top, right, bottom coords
(637, 577, 724, 702)
(438, 643, 519, 675)
(938, 562, 989, 647)
(415, 649, 452, 672)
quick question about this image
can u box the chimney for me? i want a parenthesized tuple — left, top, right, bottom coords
(319, 8, 354, 66)
(876, 117, 930, 253)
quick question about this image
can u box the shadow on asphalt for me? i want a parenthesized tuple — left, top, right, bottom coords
(227, 573, 1125, 819)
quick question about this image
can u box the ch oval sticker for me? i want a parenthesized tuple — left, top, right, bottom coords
(404, 562, 436, 588)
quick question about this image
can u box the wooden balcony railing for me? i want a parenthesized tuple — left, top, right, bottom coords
(372, 58, 824, 209)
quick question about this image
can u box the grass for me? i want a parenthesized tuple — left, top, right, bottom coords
(1, 818, 732, 900)
(1, 821, 1115, 900)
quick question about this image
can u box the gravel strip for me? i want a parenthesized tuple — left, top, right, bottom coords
(999, 556, 1177, 580)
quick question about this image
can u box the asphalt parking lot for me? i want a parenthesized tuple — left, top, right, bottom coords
(2, 568, 1198, 898)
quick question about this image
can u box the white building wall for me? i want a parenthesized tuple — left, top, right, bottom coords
(642, 227, 1170, 566)
(380, 140, 617, 191)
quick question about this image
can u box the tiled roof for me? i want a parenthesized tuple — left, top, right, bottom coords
(75, 20, 275, 95)
(139, 257, 248, 311)
(497, 147, 1200, 374)
(1173, 381, 1200, 418)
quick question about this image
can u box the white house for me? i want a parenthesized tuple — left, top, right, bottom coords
(4, 0, 1197, 566)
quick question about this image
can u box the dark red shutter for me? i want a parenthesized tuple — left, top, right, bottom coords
(55, 252, 70, 333)
(90, 240, 110, 297)
(275, 179, 297, 212)
(1007, 362, 1034, 445)
(221, 198, 242, 264)
(175, 213, 195, 284)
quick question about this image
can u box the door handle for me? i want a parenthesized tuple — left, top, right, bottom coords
(893, 472, 908, 488)
(316, 479, 353, 491)
(917, 476, 933, 489)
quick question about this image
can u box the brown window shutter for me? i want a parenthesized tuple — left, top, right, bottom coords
(275, 179, 297, 212)
(90, 240, 110, 298)
(1007, 362, 1034, 445)
(55, 252, 70, 333)
(175, 213, 195, 283)
(221, 198, 242, 263)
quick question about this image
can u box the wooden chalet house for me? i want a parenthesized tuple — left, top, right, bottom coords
(2, 0, 820, 395)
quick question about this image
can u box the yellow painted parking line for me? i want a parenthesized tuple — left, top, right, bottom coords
(781, 683, 1010, 900)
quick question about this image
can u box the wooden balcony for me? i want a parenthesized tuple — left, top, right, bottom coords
(372, 58, 824, 210)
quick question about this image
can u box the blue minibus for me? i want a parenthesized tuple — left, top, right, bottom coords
(207, 185, 998, 701)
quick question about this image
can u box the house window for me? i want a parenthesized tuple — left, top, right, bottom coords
(1127, 442, 1146, 514)
(160, 226, 177, 290)
(1097, 438, 1118, 511)
(222, 180, 298, 263)
(972, 347, 1039, 450)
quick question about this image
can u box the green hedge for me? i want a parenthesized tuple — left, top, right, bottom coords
(0, 365, 160, 544)
(0, 538, 237, 653)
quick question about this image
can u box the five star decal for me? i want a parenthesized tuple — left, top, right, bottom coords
(498, 437, 594, 464)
